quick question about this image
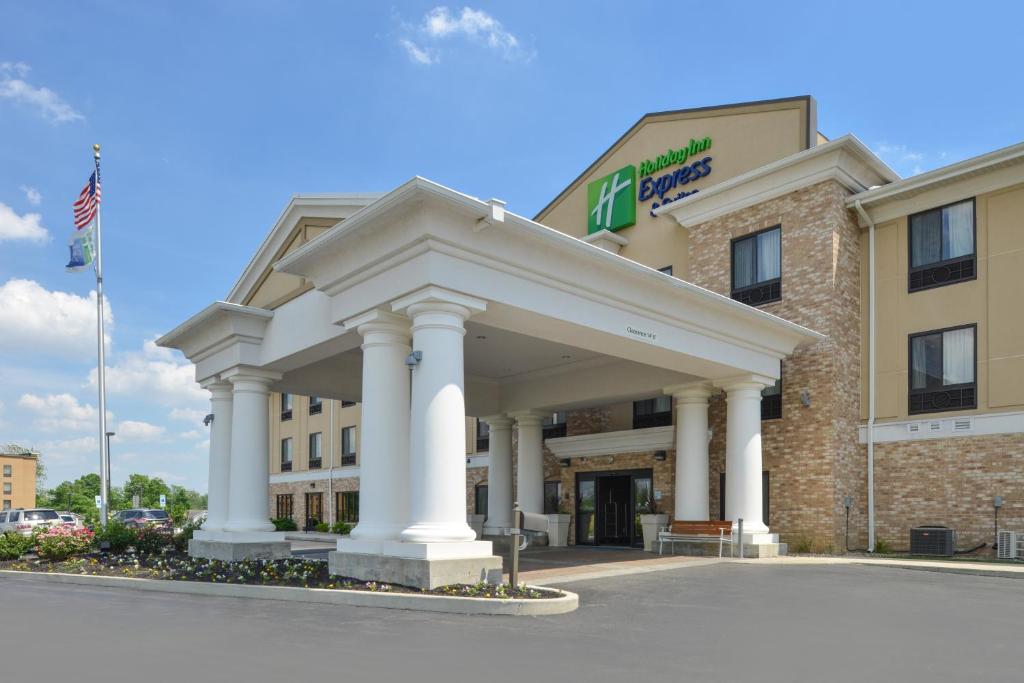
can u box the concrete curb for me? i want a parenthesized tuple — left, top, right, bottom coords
(0, 570, 578, 616)
(740, 556, 1024, 579)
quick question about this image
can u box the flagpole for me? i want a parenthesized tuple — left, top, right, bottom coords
(93, 143, 110, 529)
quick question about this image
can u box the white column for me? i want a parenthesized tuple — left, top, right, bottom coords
(666, 383, 712, 521)
(481, 415, 513, 535)
(199, 379, 233, 531)
(348, 311, 411, 541)
(719, 376, 772, 535)
(512, 410, 546, 515)
(222, 368, 279, 533)
(399, 299, 481, 543)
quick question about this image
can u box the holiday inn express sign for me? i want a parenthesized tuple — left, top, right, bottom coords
(587, 136, 713, 233)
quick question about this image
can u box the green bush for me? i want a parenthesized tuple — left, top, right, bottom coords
(134, 527, 172, 555)
(874, 537, 893, 554)
(0, 532, 33, 560)
(315, 522, 329, 533)
(35, 527, 95, 561)
(271, 517, 298, 531)
(93, 521, 138, 554)
(330, 522, 352, 535)
(172, 520, 202, 553)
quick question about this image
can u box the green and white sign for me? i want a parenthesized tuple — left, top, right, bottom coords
(587, 164, 636, 234)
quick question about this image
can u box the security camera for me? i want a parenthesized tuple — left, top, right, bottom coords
(405, 350, 423, 368)
(203, 414, 214, 427)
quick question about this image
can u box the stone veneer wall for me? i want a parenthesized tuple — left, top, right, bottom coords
(870, 434, 1024, 552)
(269, 476, 359, 525)
(691, 179, 865, 551)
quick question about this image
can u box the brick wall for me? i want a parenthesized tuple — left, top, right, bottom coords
(269, 476, 359, 526)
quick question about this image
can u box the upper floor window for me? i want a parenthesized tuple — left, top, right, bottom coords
(280, 393, 293, 421)
(761, 376, 782, 421)
(280, 437, 293, 472)
(543, 412, 567, 439)
(341, 400, 356, 408)
(475, 419, 490, 452)
(308, 432, 322, 469)
(3, 483, 11, 495)
(2, 465, 11, 477)
(309, 396, 322, 415)
(341, 426, 356, 466)
(633, 396, 672, 429)
(909, 324, 976, 414)
(908, 199, 976, 292)
(731, 226, 781, 306)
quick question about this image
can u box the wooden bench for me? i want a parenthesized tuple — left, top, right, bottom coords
(658, 520, 735, 557)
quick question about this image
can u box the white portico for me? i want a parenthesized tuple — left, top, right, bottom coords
(158, 178, 822, 586)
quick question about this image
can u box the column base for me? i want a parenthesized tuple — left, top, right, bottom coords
(329, 538, 501, 589)
(188, 537, 291, 562)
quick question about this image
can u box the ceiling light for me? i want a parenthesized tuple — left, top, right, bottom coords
(476, 335, 487, 340)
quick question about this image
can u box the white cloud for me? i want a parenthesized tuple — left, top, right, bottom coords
(0, 279, 112, 359)
(17, 392, 112, 432)
(873, 142, 933, 177)
(170, 407, 206, 423)
(91, 336, 205, 409)
(19, 185, 42, 206)
(0, 62, 83, 124)
(151, 470, 187, 484)
(34, 435, 97, 465)
(401, 6, 533, 64)
(400, 38, 438, 65)
(114, 420, 166, 442)
(179, 429, 203, 440)
(0, 202, 48, 243)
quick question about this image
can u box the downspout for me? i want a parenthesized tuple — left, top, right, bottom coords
(327, 399, 335, 526)
(854, 199, 876, 552)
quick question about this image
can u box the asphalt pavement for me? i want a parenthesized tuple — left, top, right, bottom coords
(1, 562, 1021, 682)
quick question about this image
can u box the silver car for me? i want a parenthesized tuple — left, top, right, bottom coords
(1, 508, 62, 536)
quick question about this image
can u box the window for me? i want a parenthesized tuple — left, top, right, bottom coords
(543, 481, 562, 514)
(308, 432, 322, 469)
(341, 400, 356, 408)
(909, 324, 977, 414)
(341, 426, 356, 466)
(474, 484, 488, 516)
(908, 199, 976, 292)
(2, 501, 9, 511)
(309, 395, 322, 415)
(3, 465, 10, 477)
(476, 419, 490, 452)
(658, 265, 673, 276)
(276, 494, 293, 519)
(337, 491, 359, 523)
(2, 483, 10, 495)
(731, 225, 781, 306)
(542, 412, 567, 439)
(762, 376, 782, 421)
(280, 437, 293, 472)
(280, 393, 293, 421)
(633, 396, 672, 429)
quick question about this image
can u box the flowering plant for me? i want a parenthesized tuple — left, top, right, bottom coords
(34, 526, 95, 561)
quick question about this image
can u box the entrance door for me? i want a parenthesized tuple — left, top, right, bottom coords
(597, 475, 631, 545)
(305, 492, 323, 530)
(576, 469, 653, 547)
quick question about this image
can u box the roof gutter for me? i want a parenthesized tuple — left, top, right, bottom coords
(853, 199, 876, 553)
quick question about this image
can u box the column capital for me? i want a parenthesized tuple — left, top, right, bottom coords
(664, 381, 715, 403)
(479, 414, 514, 430)
(343, 309, 411, 338)
(221, 366, 282, 387)
(199, 377, 233, 398)
(509, 409, 548, 427)
(391, 286, 486, 318)
(713, 374, 776, 394)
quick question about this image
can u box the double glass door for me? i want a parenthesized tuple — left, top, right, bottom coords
(576, 469, 653, 547)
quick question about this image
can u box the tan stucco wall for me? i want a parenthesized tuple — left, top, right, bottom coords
(1, 455, 37, 510)
(860, 182, 1024, 420)
(268, 394, 361, 474)
(537, 99, 812, 278)
(245, 218, 339, 309)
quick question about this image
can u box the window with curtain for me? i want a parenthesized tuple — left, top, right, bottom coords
(908, 199, 976, 291)
(731, 226, 782, 305)
(341, 426, 356, 465)
(276, 494, 293, 520)
(308, 432, 322, 469)
(280, 438, 293, 471)
(909, 325, 976, 414)
(633, 396, 672, 429)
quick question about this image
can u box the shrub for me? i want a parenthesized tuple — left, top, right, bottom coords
(874, 537, 893, 554)
(173, 520, 202, 553)
(271, 517, 298, 531)
(0, 532, 33, 560)
(134, 526, 172, 555)
(35, 526, 94, 561)
(93, 521, 138, 554)
(315, 522, 329, 533)
(330, 522, 352, 535)
(792, 536, 813, 554)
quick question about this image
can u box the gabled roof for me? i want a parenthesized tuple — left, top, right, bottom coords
(226, 193, 384, 305)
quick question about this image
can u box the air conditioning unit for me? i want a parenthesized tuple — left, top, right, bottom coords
(997, 531, 1018, 560)
(910, 526, 954, 556)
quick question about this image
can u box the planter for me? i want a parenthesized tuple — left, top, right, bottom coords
(467, 514, 485, 540)
(547, 514, 571, 547)
(640, 514, 669, 552)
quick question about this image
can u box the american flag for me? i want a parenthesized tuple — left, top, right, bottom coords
(73, 170, 101, 229)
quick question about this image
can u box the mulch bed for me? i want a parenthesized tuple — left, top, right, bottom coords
(0, 551, 561, 599)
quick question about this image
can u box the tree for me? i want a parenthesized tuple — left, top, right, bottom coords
(122, 474, 170, 508)
(34, 452, 47, 496)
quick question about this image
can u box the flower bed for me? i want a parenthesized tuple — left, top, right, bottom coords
(0, 551, 560, 600)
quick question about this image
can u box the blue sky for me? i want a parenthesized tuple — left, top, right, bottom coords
(1, 1, 1021, 492)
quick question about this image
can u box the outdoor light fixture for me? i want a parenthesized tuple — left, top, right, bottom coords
(653, 450, 667, 462)
(404, 350, 423, 367)
(203, 413, 214, 426)
(558, 458, 571, 467)
(800, 389, 812, 407)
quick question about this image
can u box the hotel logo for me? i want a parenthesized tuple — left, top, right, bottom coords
(587, 164, 636, 234)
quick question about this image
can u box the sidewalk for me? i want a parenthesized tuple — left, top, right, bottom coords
(748, 555, 1024, 579)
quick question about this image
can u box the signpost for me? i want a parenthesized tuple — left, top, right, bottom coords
(95, 495, 102, 509)
(159, 494, 167, 509)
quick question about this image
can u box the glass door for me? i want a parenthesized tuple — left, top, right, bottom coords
(633, 476, 653, 548)
(576, 476, 596, 545)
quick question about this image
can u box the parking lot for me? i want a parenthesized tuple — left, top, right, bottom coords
(2, 561, 1022, 682)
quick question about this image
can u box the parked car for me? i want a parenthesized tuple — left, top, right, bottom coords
(113, 509, 172, 530)
(58, 512, 85, 529)
(0, 509, 62, 536)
